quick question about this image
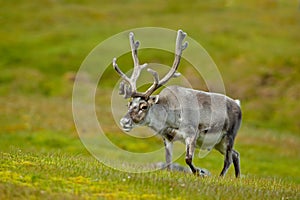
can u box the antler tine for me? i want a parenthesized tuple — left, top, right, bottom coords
(112, 57, 131, 84)
(113, 57, 134, 98)
(158, 30, 187, 85)
(142, 30, 188, 99)
(129, 32, 140, 69)
(129, 32, 148, 86)
(113, 32, 148, 98)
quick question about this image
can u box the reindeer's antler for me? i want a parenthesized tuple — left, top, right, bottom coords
(113, 30, 188, 99)
(141, 30, 188, 99)
(113, 32, 148, 98)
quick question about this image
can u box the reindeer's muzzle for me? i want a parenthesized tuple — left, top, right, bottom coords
(120, 117, 133, 132)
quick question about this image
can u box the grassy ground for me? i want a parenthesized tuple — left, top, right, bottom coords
(0, 150, 298, 200)
(1, 0, 300, 199)
(1, 94, 299, 199)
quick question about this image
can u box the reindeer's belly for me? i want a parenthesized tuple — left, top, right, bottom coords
(162, 128, 225, 151)
(196, 132, 225, 150)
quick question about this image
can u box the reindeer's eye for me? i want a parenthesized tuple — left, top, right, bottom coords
(140, 105, 148, 110)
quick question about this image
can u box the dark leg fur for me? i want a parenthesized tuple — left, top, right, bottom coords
(185, 136, 200, 175)
(220, 116, 241, 177)
(232, 149, 240, 177)
(220, 137, 233, 177)
(185, 145, 197, 174)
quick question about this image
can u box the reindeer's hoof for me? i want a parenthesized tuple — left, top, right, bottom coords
(195, 168, 211, 177)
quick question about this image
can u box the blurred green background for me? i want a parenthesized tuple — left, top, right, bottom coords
(1, 0, 299, 133)
(0, 0, 299, 199)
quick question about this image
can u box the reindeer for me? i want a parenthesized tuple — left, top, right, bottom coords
(112, 30, 242, 177)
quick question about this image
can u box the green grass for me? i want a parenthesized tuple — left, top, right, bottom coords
(1, 95, 299, 199)
(1, 0, 300, 199)
(0, 148, 299, 200)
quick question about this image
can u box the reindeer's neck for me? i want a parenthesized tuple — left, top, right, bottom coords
(144, 104, 180, 133)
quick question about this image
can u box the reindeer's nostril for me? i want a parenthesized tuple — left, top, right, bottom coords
(120, 118, 130, 126)
(120, 117, 132, 132)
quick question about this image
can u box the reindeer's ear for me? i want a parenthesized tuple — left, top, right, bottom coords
(148, 95, 159, 105)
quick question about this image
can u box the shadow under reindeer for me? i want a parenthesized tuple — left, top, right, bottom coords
(153, 162, 211, 177)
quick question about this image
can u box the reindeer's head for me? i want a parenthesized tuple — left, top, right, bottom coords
(119, 96, 158, 131)
(113, 30, 188, 132)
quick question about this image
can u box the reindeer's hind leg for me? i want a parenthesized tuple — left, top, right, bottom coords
(220, 147, 240, 178)
(232, 149, 240, 177)
(219, 135, 234, 177)
(218, 121, 241, 177)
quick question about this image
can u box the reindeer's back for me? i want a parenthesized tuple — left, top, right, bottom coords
(158, 85, 241, 130)
(159, 85, 227, 108)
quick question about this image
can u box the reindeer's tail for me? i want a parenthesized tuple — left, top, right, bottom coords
(235, 99, 241, 107)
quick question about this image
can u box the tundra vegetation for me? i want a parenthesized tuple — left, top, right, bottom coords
(0, 0, 299, 199)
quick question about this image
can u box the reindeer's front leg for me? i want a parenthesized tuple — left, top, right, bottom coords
(184, 132, 211, 176)
(183, 127, 205, 176)
(185, 135, 198, 175)
(163, 138, 173, 170)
